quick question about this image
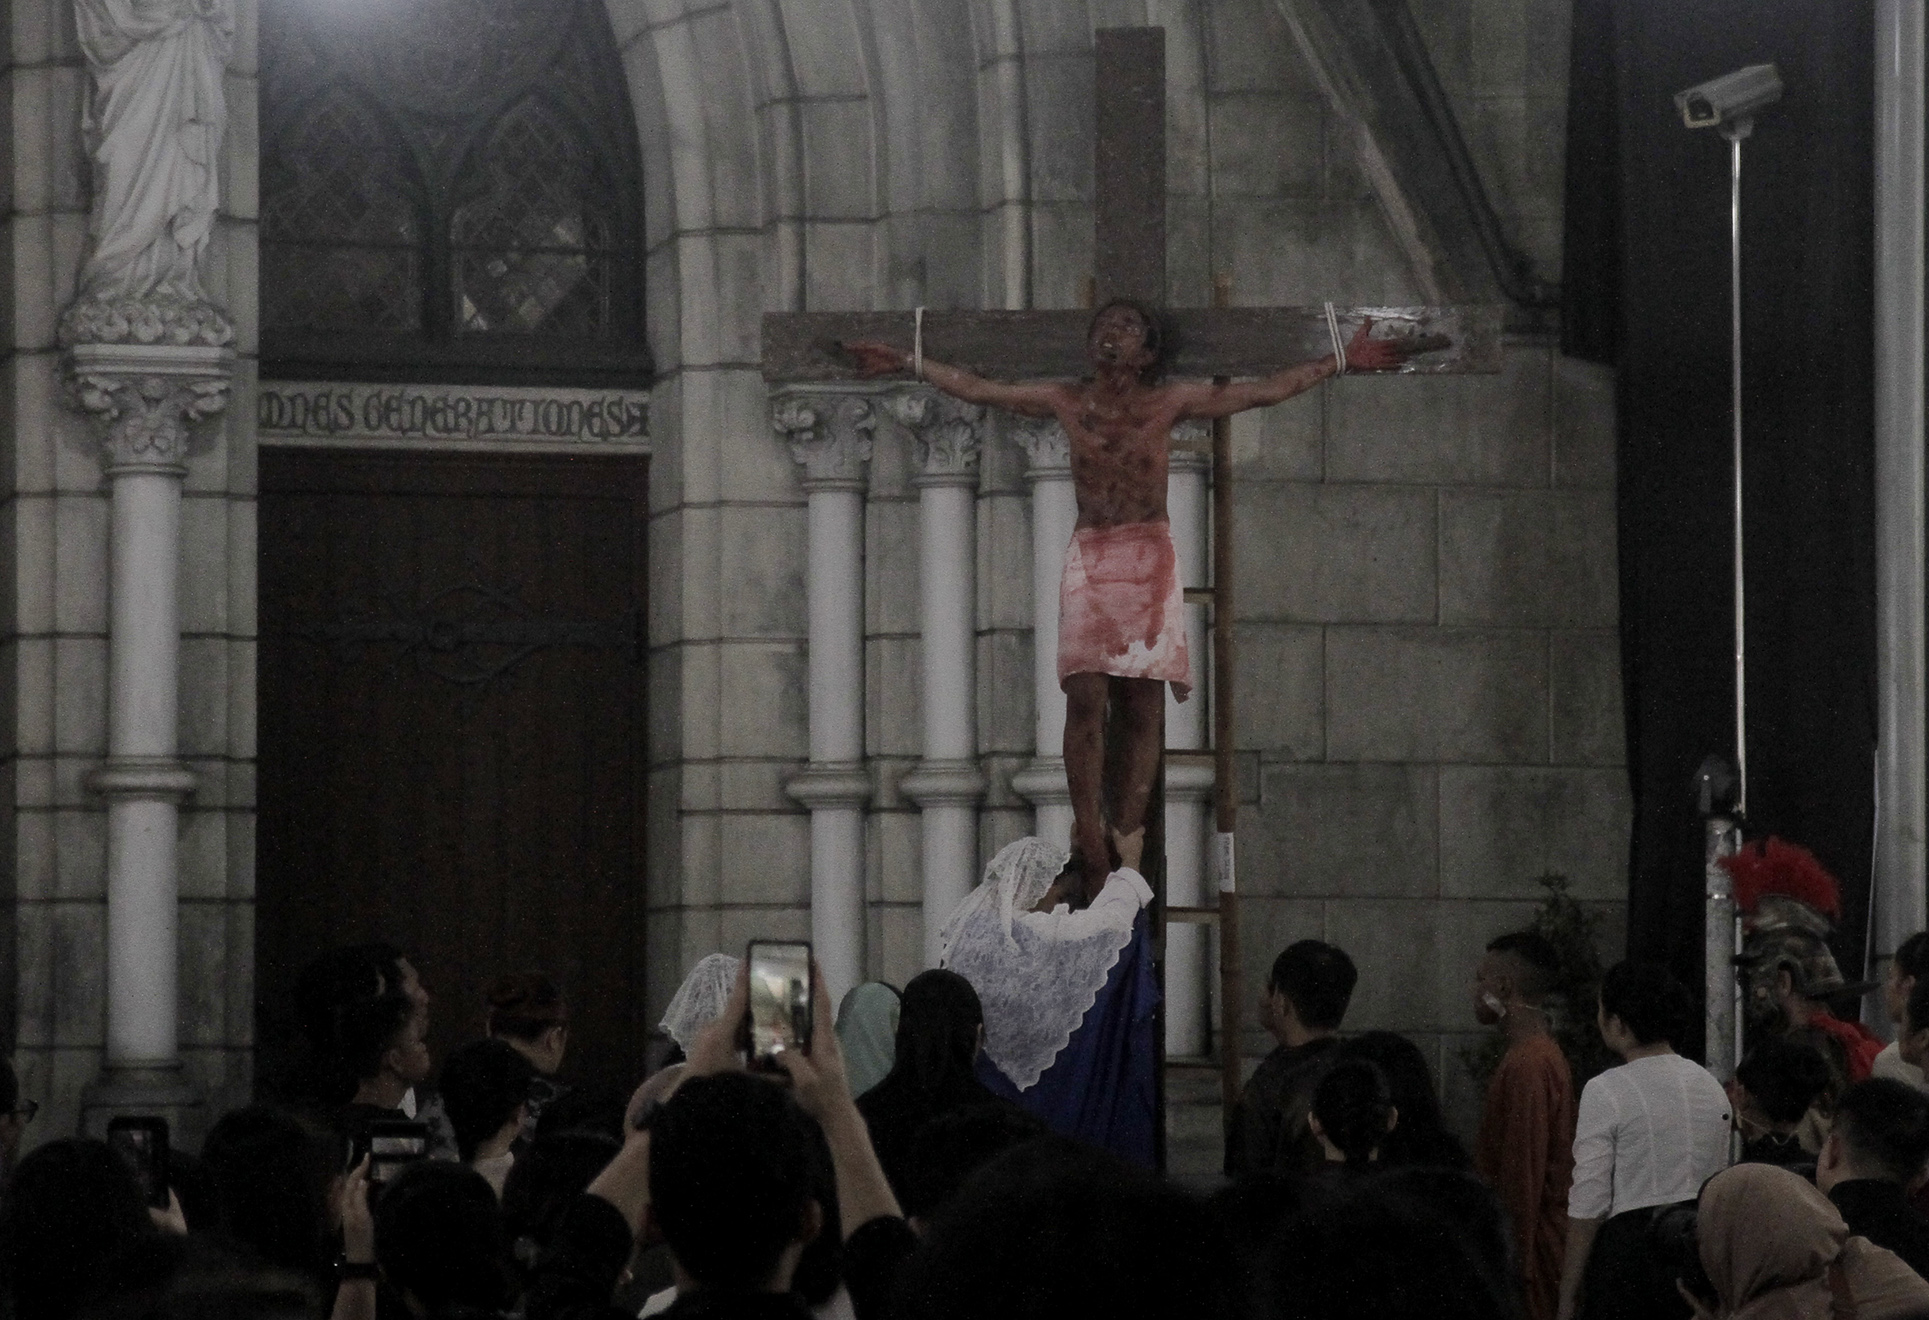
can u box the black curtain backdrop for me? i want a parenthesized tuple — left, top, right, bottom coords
(1563, 0, 1876, 1053)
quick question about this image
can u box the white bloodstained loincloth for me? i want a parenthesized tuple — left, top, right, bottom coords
(1056, 518, 1191, 700)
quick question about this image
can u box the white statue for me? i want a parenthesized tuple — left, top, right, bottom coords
(62, 0, 236, 346)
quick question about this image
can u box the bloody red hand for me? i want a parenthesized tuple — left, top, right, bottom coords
(1343, 317, 1416, 373)
(842, 340, 908, 377)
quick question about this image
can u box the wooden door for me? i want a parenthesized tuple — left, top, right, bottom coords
(256, 449, 648, 1101)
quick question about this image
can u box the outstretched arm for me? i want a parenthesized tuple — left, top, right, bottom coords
(1174, 319, 1428, 420)
(842, 340, 1063, 418)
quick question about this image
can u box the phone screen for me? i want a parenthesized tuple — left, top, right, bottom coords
(746, 940, 813, 1068)
(106, 1117, 170, 1209)
(351, 1119, 430, 1186)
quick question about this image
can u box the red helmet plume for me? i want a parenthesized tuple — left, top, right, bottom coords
(1719, 835, 1842, 920)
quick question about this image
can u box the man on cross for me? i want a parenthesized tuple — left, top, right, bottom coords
(846, 300, 1419, 899)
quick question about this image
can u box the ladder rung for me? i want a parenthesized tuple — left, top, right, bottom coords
(1165, 905, 1221, 924)
(1182, 587, 1217, 605)
(1165, 748, 1216, 765)
(1164, 1058, 1224, 1072)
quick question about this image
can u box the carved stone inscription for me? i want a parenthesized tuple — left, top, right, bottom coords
(259, 381, 650, 447)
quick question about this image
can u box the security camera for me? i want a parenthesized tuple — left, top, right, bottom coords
(1675, 64, 1783, 129)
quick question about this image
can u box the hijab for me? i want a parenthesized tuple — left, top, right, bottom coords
(836, 982, 901, 1099)
(856, 970, 1002, 1200)
(1698, 1163, 1929, 1320)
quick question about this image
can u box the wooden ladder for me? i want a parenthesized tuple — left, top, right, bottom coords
(1153, 274, 1244, 1170)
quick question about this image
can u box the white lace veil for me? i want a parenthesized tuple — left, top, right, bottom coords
(938, 836, 1141, 1091)
(658, 952, 740, 1051)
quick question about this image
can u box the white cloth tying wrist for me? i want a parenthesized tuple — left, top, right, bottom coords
(1324, 300, 1347, 376)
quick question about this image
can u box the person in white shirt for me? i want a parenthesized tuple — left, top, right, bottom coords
(1872, 932, 1929, 1092)
(1555, 961, 1731, 1320)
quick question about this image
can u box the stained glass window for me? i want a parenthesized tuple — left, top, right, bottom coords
(261, 95, 421, 334)
(452, 100, 616, 337)
(258, 0, 648, 383)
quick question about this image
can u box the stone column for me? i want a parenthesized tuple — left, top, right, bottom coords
(775, 388, 876, 1003)
(890, 392, 988, 965)
(60, 0, 237, 1131)
(69, 344, 233, 1128)
(1010, 420, 1078, 846)
(1164, 437, 1213, 1056)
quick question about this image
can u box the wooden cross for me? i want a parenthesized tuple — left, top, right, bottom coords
(761, 27, 1501, 1169)
(763, 29, 1501, 381)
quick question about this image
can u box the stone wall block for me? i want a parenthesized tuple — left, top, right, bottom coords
(216, 216, 258, 356)
(865, 500, 918, 633)
(1204, 0, 1308, 95)
(12, 496, 53, 633)
(876, 901, 922, 988)
(221, 72, 258, 221)
(647, 509, 687, 649)
(1236, 895, 1327, 995)
(718, 383, 803, 505)
(1027, 202, 1096, 310)
(178, 498, 231, 634)
(978, 493, 1032, 630)
(15, 807, 52, 900)
(1553, 353, 1616, 488)
(1210, 94, 1323, 198)
(1249, 762, 1439, 898)
(1230, 397, 1322, 482)
(1550, 628, 1625, 765)
(1211, 198, 1428, 307)
(718, 760, 800, 814)
(50, 898, 104, 1044)
(718, 503, 806, 637)
(1326, 627, 1549, 762)
(225, 809, 254, 899)
(687, 10, 760, 231)
(1439, 489, 1617, 627)
(865, 634, 920, 759)
(1439, 765, 1631, 902)
(873, 808, 920, 904)
(1236, 483, 1436, 623)
(177, 899, 230, 1045)
(1234, 623, 1324, 759)
(1324, 897, 1539, 1032)
(1024, 53, 1095, 201)
(1326, 344, 1551, 485)
(51, 635, 104, 754)
(10, 214, 54, 350)
(178, 636, 230, 756)
(12, 0, 79, 64)
(52, 807, 102, 899)
(803, 223, 876, 313)
(14, 638, 53, 760)
(718, 810, 811, 905)
(716, 898, 811, 955)
(717, 641, 807, 759)
(51, 493, 106, 633)
(6, 354, 57, 492)
(799, 98, 876, 222)
(15, 902, 54, 1045)
(678, 500, 722, 640)
(975, 630, 1034, 754)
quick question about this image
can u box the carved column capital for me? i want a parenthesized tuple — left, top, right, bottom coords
(65, 343, 236, 474)
(886, 390, 984, 488)
(772, 386, 879, 491)
(1012, 416, 1071, 478)
(1170, 420, 1212, 472)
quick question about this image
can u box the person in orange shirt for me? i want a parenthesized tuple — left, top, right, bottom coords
(1473, 931, 1577, 1320)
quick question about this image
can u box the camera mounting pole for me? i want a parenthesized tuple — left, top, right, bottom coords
(1676, 61, 1780, 1081)
(1723, 114, 1752, 821)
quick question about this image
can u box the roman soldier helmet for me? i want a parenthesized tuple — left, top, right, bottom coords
(1721, 836, 1862, 1021)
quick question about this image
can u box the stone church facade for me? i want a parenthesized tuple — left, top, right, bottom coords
(5, 0, 1622, 1143)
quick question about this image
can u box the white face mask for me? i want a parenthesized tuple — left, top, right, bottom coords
(1481, 991, 1508, 1019)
